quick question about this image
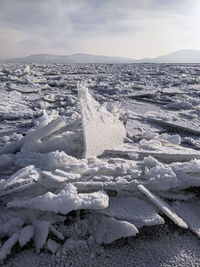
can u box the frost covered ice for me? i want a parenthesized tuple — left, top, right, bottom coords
(1, 63, 200, 265)
(78, 82, 126, 158)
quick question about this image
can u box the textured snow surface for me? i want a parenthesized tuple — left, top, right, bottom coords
(1, 63, 200, 265)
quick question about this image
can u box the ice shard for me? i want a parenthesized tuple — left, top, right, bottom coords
(78, 82, 126, 158)
(137, 184, 188, 229)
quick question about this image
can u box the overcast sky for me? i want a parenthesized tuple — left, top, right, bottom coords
(0, 0, 200, 59)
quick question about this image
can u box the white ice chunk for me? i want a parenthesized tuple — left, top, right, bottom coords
(15, 151, 79, 171)
(158, 133, 181, 145)
(171, 159, 200, 175)
(39, 170, 81, 188)
(34, 220, 50, 253)
(0, 233, 19, 262)
(0, 218, 24, 238)
(143, 156, 178, 191)
(0, 165, 40, 192)
(139, 139, 162, 150)
(170, 159, 200, 189)
(49, 225, 64, 240)
(47, 239, 61, 254)
(8, 184, 109, 214)
(23, 65, 30, 74)
(21, 117, 66, 153)
(88, 215, 138, 244)
(19, 225, 34, 247)
(137, 184, 188, 229)
(106, 143, 200, 162)
(8, 83, 49, 93)
(0, 154, 14, 169)
(78, 82, 126, 158)
(100, 197, 164, 228)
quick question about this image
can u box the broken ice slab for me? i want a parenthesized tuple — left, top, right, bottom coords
(105, 143, 200, 162)
(78, 82, 126, 158)
(0, 233, 19, 262)
(0, 89, 35, 120)
(99, 197, 164, 228)
(19, 225, 34, 247)
(147, 117, 200, 136)
(137, 184, 188, 229)
(20, 117, 66, 153)
(129, 90, 158, 99)
(0, 165, 40, 192)
(88, 214, 138, 244)
(33, 220, 50, 253)
(7, 184, 109, 214)
(7, 83, 50, 93)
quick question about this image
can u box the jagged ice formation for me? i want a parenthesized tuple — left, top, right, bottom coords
(1, 71, 200, 264)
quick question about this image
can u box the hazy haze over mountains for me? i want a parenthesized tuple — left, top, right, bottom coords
(139, 49, 200, 63)
(3, 49, 200, 64)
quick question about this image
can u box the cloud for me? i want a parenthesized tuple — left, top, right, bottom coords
(0, 0, 200, 58)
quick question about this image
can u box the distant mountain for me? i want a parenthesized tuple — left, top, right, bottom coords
(5, 53, 136, 64)
(3, 49, 200, 63)
(139, 49, 200, 63)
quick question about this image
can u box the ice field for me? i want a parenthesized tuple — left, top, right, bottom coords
(1, 63, 200, 266)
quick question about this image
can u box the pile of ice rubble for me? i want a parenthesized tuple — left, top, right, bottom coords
(1, 83, 200, 262)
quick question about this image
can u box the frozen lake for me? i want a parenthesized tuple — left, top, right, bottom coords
(1, 63, 200, 266)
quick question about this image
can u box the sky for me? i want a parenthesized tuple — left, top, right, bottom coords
(0, 0, 200, 59)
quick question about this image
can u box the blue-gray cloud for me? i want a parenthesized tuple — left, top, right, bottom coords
(0, 0, 199, 58)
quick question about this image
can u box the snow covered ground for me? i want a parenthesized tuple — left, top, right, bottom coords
(1, 62, 200, 266)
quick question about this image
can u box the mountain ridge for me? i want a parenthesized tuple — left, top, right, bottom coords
(2, 49, 200, 63)
(4, 53, 135, 64)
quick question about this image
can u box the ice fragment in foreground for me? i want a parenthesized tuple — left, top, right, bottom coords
(137, 184, 188, 229)
(0, 233, 19, 262)
(8, 184, 109, 214)
(78, 82, 126, 158)
(47, 239, 61, 254)
(100, 197, 164, 228)
(34, 220, 50, 253)
(19, 225, 34, 247)
(88, 215, 138, 244)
